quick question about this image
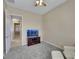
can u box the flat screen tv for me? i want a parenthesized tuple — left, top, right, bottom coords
(27, 29, 39, 37)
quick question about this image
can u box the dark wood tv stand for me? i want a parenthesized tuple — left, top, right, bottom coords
(27, 37, 40, 46)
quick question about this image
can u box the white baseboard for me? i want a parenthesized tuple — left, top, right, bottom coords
(43, 41, 64, 49)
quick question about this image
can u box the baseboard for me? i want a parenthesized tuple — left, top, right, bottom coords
(43, 41, 64, 49)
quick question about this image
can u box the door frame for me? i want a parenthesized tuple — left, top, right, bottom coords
(10, 15, 23, 47)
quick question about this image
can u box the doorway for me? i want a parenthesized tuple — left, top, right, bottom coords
(11, 15, 22, 48)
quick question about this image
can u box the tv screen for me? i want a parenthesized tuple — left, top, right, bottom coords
(27, 29, 38, 37)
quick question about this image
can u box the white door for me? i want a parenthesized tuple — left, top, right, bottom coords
(5, 15, 12, 54)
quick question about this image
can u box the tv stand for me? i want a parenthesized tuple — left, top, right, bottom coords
(27, 37, 40, 46)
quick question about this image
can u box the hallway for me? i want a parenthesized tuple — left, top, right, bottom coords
(11, 17, 22, 48)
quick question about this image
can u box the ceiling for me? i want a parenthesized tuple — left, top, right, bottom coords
(5, 0, 66, 15)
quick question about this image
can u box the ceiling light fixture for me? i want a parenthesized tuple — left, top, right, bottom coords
(35, 0, 47, 7)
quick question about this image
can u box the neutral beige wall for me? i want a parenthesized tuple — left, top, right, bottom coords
(43, 0, 75, 48)
(6, 6, 43, 46)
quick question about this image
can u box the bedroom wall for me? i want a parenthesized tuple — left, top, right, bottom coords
(5, 5, 43, 46)
(43, 0, 75, 49)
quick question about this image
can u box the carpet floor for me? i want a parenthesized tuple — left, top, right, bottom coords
(4, 41, 62, 59)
